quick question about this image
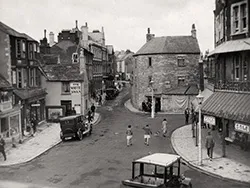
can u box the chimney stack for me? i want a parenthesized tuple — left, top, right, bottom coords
(191, 24, 196, 38)
(146, 28, 155, 42)
(85, 22, 88, 27)
(49, 32, 54, 47)
(81, 25, 89, 49)
(76, 20, 78, 28)
(44, 29, 47, 38)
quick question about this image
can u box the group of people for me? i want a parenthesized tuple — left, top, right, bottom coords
(126, 118, 168, 147)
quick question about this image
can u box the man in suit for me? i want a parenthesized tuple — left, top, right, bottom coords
(205, 131, 215, 161)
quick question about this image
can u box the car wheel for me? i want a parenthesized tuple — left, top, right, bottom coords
(77, 129, 83, 140)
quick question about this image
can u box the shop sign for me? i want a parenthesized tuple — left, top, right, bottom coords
(31, 103, 40, 107)
(70, 82, 81, 94)
(204, 115, 215, 125)
(234, 122, 250, 134)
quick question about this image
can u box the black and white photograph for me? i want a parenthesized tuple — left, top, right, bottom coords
(0, 0, 250, 187)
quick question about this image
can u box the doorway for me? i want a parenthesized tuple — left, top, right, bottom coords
(61, 100, 72, 116)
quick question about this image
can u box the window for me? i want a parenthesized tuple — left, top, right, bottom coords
(17, 69, 23, 88)
(16, 40, 21, 58)
(0, 118, 9, 135)
(177, 57, 185, 67)
(16, 39, 26, 58)
(72, 53, 78, 63)
(215, 10, 224, 42)
(178, 76, 185, 85)
(234, 55, 241, 80)
(243, 58, 248, 81)
(148, 57, 152, 67)
(29, 68, 35, 86)
(35, 69, 41, 86)
(231, 1, 248, 34)
(29, 43, 33, 59)
(62, 82, 70, 94)
(0, 91, 9, 102)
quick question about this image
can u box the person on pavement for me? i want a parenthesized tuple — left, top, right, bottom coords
(143, 125, 152, 146)
(91, 104, 96, 118)
(126, 125, 133, 147)
(87, 110, 93, 123)
(0, 135, 6, 161)
(184, 108, 189, 125)
(71, 107, 76, 115)
(205, 131, 215, 161)
(162, 118, 168, 137)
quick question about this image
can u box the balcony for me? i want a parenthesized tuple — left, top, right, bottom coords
(0, 101, 12, 112)
(215, 81, 250, 92)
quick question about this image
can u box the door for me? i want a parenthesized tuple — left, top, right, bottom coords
(61, 100, 72, 116)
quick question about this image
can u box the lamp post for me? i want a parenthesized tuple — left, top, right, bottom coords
(149, 80, 155, 118)
(196, 90, 204, 166)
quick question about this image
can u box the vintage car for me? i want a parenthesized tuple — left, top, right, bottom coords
(105, 88, 119, 100)
(121, 153, 192, 188)
(59, 114, 92, 141)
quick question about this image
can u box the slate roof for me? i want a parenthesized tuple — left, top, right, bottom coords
(14, 88, 47, 100)
(135, 36, 200, 56)
(162, 85, 198, 95)
(39, 54, 59, 65)
(0, 75, 12, 90)
(53, 40, 76, 52)
(0, 21, 37, 41)
(43, 64, 84, 81)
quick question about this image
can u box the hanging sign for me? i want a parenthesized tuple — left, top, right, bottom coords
(70, 82, 81, 94)
(204, 115, 215, 125)
(235, 122, 250, 134)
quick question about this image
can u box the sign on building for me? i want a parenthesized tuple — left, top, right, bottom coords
(235, 122, 250, 134)
(70, 83, 81, 94)
(204, 115, 215, 125)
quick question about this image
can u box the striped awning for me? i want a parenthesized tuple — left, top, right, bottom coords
(201, 91, 250, 123)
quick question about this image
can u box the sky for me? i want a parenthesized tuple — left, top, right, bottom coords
(0, 0, 215, 53)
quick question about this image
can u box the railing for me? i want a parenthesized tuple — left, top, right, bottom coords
(0, 101, 12, 112)
(215, 81, 250, 92)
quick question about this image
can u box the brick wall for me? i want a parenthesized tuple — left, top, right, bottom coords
(132, 53, 199, 110)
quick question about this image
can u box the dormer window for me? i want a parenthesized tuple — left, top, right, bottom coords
(72, 53, 79, 63)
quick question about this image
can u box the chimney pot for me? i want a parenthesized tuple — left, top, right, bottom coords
(76, 20, 78, 28)
(148, 28, 150, 34)
(44, 29, 46, 38)
(191, 24, 196, 38)
(85, 22, 88, 27)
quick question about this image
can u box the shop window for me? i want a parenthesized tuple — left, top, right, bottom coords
(62, 82, 70, 94)
(231, 1, 248, 35)
(0, 118, 9, 137)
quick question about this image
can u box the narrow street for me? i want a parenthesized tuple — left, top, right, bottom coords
(0, 87, 248, 188)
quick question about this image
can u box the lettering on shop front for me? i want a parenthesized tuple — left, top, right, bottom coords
(70, 83, 81, 94)
(204, 115, 215, 125)
(235, 122, 250, 134)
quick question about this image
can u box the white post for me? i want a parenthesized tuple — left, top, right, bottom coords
(151, 87, 155, 118)
(198, 104, 202, 165)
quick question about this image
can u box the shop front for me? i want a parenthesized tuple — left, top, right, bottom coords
(0, 106, 22, 143)
(201, 91, 250, 156)
(14, 88, 47, 133)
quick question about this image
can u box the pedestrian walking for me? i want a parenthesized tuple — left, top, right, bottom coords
(87, 110, 93, 123)
(143, 125, 152, 146)
(126, 125, 133, 147)
(184, 108, 189, 124)
(91, 103, 96, 118)
(205, 131, 215, 161)
(71, 107, 76, 115)
(162, 118, 168, 137)
(0, 135, 6, 161)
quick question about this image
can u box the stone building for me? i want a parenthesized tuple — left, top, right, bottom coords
(132, 25, 201, 113)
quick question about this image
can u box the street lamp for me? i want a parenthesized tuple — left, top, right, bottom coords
(149, 80, 155, 118)
(196, 90, 204, 166)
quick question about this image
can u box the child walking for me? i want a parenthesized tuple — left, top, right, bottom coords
(126, 125, 133, 147)
(143, 125, 152, 146)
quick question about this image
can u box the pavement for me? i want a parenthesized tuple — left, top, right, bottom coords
(0, 113, 101, 166)
(125, 98, 250, 184)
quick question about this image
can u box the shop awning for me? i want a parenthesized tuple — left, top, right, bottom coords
(208, 38, 250, 56)
(201, 91, 250, 123)
(192, 88, 213, 112)
(14, 88, 47, 100)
